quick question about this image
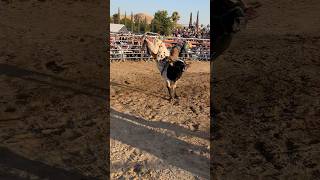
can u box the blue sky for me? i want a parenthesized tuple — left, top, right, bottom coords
(110, 0, 210, 26)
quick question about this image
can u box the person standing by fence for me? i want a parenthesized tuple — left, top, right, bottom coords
(110, 33, 210, 61)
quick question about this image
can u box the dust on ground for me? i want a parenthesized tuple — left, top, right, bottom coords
(110, 61, 210, 179)
(0, 1, 108, 179)
(212, 0, 320, 179)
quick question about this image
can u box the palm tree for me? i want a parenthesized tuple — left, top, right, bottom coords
(171, 11, 180, 30)
(137, 18, 140, 33)
(189, 12, 193, 28)
(144, 16, 148, 32)
(171, 11, 180, 23)
(117, 7, 120, 23)
(113, 14, 119, 23)
(131, 12, 134, 32)
(124, 11, 127, 26)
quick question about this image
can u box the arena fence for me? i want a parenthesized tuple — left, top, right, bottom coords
(110, 33, 210, 61)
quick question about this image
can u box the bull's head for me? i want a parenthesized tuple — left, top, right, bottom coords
(211, 1, 249, 61)
(221, 6, 247, 34)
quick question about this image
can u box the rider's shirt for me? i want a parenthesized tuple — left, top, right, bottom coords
(157, 43, 170, 61)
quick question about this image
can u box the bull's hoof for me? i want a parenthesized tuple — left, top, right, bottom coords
(168, 97, 179, 105)
(174, 95, 180, 99)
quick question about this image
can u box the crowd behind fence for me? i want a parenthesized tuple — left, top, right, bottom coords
(110, 33, 210, 61)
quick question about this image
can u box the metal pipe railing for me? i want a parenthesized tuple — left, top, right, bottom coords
(110, 33, 210, 61)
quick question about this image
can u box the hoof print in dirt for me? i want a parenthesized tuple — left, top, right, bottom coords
(45, 61, 65, 73)
(169, 98, 180, 105)
(4, 107, 16, 113)
(1, 0, 10, 4)
(174, 95, 180, 100)
(189, 106, 197, 114)
(254, 141, 273, 162)
(79, 38, 85, 42)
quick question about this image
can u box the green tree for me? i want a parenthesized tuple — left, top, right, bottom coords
(171, 11, 180, 29)
(133, 15, 141, 33)
(117, 8, 121, 23)
(121, 17, 131, 30)
(151, 10, 173, 36)
(112, 13, 119, 24)
(143, 16, 150, 33)
(131, 12, 134, 32)
(124, 11, 127, 26)
(137, 18, 140, 33)
(171, 11, 180, 23)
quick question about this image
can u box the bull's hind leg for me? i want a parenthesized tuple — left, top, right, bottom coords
(166, 81, 173, 100)
(172, 81, 179, 99)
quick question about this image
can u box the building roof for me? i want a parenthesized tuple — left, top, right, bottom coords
(110, 23, 128, 33)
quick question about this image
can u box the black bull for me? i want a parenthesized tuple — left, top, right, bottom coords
(211, 0, 246, 60)
(210, 0, 247, 140)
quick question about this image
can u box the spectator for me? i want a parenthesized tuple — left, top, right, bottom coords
(171, 25, 210, 39)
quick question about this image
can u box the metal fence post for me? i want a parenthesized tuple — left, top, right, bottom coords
(110, 33, 210, 61)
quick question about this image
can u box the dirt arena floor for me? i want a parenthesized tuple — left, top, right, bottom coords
(0, 1, 108, 179)
(212, 0, 320, 179)
(1, 0, 320, 179)
(110, 61, 210, 179)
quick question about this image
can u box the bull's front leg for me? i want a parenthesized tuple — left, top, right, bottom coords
(166, 81, 173, 100)
(173, 89, 179, 99)
(172, 82, 179, 99)
(166, 86, 173, 100)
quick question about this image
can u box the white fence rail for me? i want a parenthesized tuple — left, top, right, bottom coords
(110, 33, 210, 61)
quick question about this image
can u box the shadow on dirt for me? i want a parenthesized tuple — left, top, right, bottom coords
(110, 108, 210, 179)
(0, 146, 98, 180)
(0, 63, 107, 100)
(0, 63, 108, 178)
(110, 81, 168, 100)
